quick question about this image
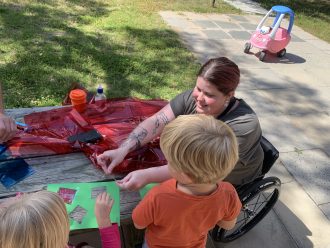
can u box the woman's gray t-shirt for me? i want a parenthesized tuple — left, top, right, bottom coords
(170, 89, 263, 185)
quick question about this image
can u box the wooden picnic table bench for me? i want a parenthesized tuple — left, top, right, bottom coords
(1, 106, 144, 248)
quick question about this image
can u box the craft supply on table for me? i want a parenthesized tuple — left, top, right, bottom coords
(69, 89, 87, 113)
(95, 84, 106, 102)
(47, 181, 120, 230)
(0, 158, 35, 188)
(67, 129, 102, 144)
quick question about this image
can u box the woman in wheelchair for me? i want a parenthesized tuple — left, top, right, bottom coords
(97, 57, 281, 243)
(97, 57, 264, 189)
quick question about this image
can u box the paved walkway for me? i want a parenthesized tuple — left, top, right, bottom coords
(222, 0, 267, 15)
(160, 9, 330, 248)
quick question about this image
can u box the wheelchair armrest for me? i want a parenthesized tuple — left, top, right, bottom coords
(260, 136, 279, 174)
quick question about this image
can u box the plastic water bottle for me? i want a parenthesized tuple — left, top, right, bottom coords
(95, 84, 106, 101)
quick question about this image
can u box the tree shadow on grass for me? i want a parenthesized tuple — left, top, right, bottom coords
(0, 1, 197, 108)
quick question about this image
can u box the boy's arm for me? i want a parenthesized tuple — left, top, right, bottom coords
(133, 223, 147, 230)
(132, 187, 156, 229)
(217, 183, 242, 230)
(217, 218, 237, 230)
(117, 164, 171, 191)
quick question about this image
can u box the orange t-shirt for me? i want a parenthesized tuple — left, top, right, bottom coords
(132, 179, 241, 248)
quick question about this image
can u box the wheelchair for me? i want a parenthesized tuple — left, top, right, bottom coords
(211, 136, 280, 243)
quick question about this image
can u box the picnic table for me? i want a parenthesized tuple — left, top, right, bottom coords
(0, 106, 144, 248)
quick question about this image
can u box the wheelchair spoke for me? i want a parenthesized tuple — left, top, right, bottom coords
(253, 191, 274, 212)
(213, 178, 281, 243)
(228, 210, 251, 235)
(236, 217, 248, 225)
(253, 203, 265, 214)
(252, 193, 261, 212)
(244, 189, 275, 214)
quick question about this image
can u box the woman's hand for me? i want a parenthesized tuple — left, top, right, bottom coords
(116, 170, 149, 191)
(94, 192, 114, 228)
(117, 165, 171, 191)
(0, 114, 17, 143)
(96, 104, 175, 175)
(96, 148, 128, 174)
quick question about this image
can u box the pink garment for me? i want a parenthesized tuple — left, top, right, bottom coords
(99, 224, 121, 248)
(67, 224, 121, 248)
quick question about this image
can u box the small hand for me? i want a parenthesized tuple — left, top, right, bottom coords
(0, 114, 17, 143)
(96, 148, 127, 174)
(94, 192, 114, 228)
(116, 170, 149, 191)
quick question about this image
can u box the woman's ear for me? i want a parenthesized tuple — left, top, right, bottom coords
(227, 91, 235, 99)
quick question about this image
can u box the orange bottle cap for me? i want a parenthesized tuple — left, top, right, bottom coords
(69, 89, 87, 105)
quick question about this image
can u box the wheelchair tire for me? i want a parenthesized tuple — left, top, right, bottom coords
(212, 177, 281, 243)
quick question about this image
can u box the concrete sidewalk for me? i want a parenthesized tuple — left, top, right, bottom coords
(160, 10, 330, 248)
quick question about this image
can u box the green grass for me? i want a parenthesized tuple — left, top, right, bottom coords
(254, 0, 330, 43)
(0, 0, 238, 108)
(3, 0, 328, 108)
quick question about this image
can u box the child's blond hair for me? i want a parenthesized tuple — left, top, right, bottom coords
(160, 114, 238, 184)
(0, 191, 69, 248)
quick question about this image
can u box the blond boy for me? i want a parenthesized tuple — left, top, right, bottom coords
(132, 114, 242, 248)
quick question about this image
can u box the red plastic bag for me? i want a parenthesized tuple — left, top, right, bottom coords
(3, 98, 168, 174)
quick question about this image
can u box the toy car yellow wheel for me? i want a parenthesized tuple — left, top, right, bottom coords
(244, 42, 251, 53)
(259, 51, 266, 61)
(277, 48, 286, 57)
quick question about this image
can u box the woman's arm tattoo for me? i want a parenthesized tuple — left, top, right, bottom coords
(152, 112, 170, 135)
(123, 128, 148, 150)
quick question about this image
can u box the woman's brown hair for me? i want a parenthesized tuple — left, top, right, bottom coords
(197, 57, 240, 95)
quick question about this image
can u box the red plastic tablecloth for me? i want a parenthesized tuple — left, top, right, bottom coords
(3, 98, 168, 174)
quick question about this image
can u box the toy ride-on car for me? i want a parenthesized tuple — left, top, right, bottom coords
(244, 5, 294, 61)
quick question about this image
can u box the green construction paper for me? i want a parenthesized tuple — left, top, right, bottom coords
(47, 181, 120, 230)
(139, 183, 158, 199)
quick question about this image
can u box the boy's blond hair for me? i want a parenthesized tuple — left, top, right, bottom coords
(160, 114, 238, 184)
(0, 191, 69, 248)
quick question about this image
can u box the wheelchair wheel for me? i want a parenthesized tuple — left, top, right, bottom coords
(212, 177, 281, 243)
